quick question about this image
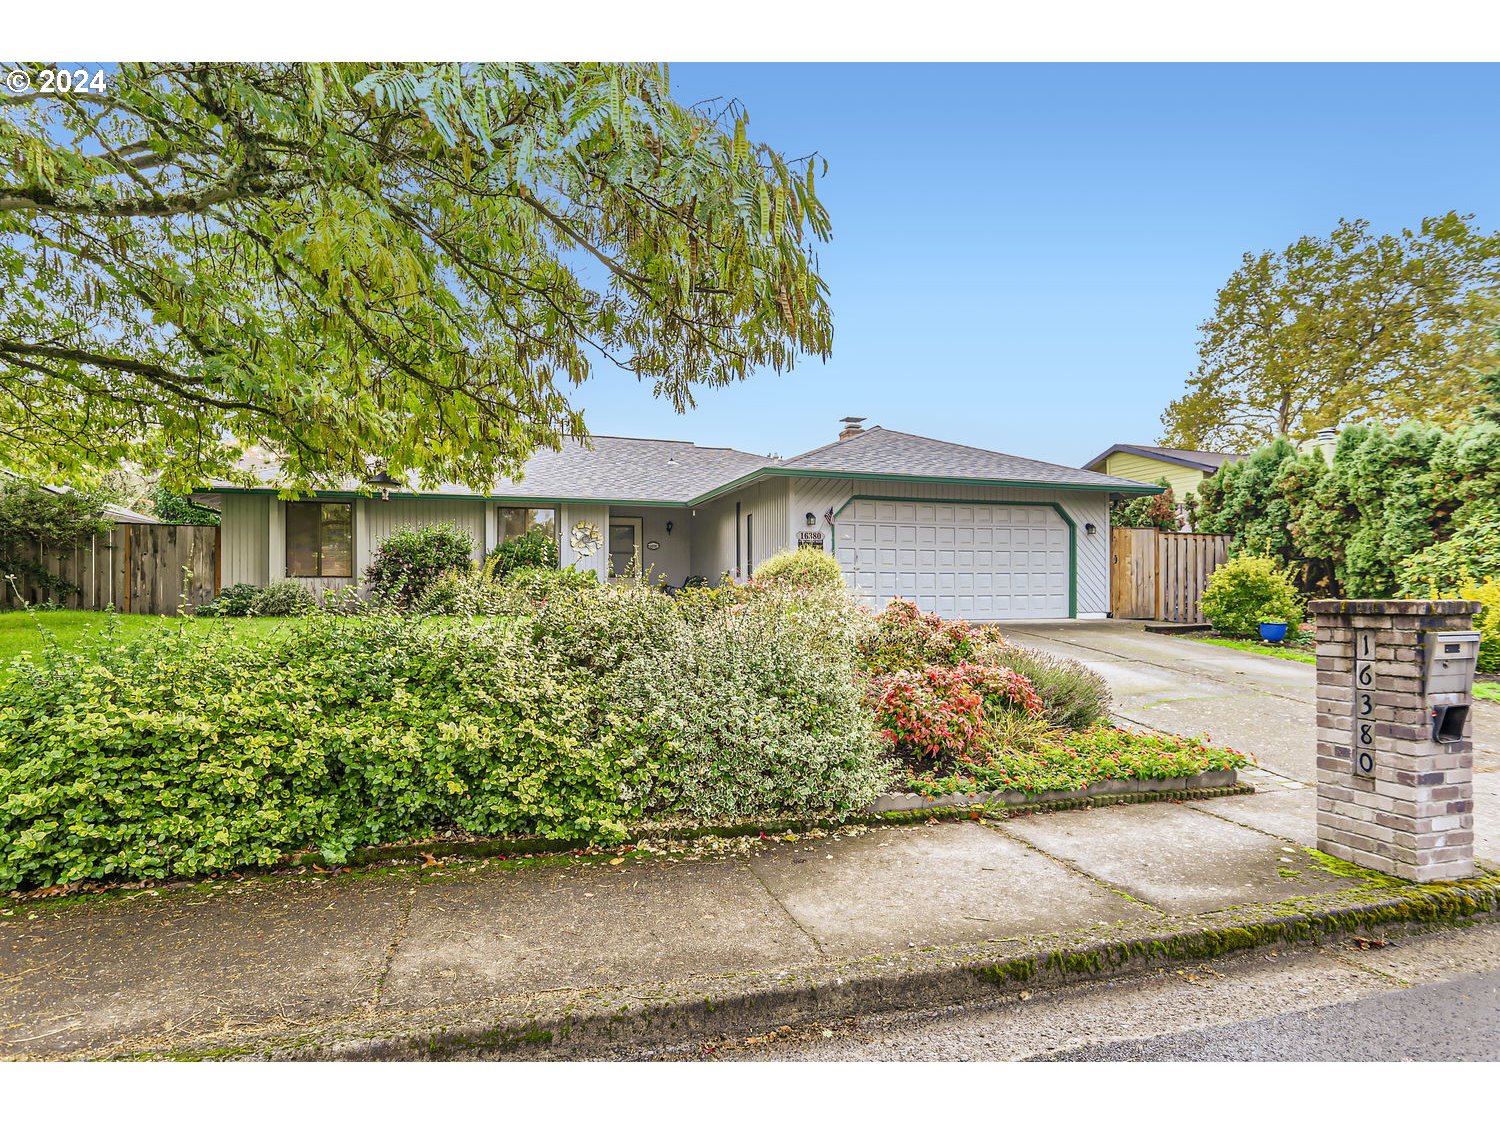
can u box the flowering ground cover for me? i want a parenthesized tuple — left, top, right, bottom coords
(906, 726, 1250, 798)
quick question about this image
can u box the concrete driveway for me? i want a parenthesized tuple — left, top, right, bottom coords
(1006, 620, 1500, 863)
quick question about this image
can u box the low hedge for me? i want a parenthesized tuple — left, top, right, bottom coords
(0, 588, 892, 891)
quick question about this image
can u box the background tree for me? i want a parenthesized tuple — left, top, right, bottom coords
(0, 62, 832, 491)
(149, 485, 220, 525)
(0, 478, 112, 599)
(1163, 213, 1500, 452)
(1111, 478, 1179, 531)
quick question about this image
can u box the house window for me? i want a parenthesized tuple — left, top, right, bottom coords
(285, 502, 353, 577)
(498, 506, 557, 544)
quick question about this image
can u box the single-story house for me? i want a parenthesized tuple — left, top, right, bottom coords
(1080, 443, 1241, 500)
(196, 420, 1158, 622)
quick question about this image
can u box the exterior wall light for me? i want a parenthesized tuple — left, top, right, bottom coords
(1085, 522, 1098, 535)
(804, 512, 816, 527)
(365, 469, 403, 502)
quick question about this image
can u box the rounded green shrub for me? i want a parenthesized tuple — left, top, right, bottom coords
(753, 548, 846, 592)
(1199, 556, 1304, 638)
(483, 526, 559, 582)
(196, 582, 261, 617)
(248, 580, 318, 617)
(365, 522, 475, 608)
(616, 594, 893, 821)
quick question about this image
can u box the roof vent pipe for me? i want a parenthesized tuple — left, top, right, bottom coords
(838, 416, 867, 441)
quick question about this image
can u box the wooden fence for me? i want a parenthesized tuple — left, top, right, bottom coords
(1, 524, 220, 615)
(1110, 528, 1230, 624)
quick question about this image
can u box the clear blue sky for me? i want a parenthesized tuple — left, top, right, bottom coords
(567, 63, 1500, 466)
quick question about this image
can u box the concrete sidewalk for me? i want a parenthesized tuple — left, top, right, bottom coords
(5, 789, 1495, 1060)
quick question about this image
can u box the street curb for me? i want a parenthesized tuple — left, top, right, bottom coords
(127, 872, 1500, 1061)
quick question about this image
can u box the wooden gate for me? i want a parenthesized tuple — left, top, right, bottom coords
(1110, 528, 1157, 619)
(1110, 528, 1230, 623)
(1, 523, 220, 615)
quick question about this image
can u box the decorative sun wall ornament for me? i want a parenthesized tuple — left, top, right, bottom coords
(570, 520, 603, 557)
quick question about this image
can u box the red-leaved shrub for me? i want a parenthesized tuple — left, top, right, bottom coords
(869, 661, 1042, 764)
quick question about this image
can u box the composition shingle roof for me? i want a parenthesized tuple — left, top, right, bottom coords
(1082, 443, 1242, 474)
(210, 437, 773, 504)
(773, 427, 1155, 491)
(207, 427, 1157, 500)
(490, 437, 772, 503)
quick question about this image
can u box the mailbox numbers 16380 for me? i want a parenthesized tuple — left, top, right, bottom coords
(1352, 631, 1376, 777)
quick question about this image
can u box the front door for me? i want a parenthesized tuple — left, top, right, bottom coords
(608, 518, 642, 581)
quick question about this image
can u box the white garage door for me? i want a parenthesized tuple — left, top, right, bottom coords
(835, 499, 1070, 621)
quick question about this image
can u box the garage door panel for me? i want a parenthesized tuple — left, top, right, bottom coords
(838, 500, 1069, 621)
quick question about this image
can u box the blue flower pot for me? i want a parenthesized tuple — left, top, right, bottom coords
(1259, 622, 1289, 643)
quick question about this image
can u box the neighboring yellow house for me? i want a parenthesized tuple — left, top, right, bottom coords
(1081, 444, 1242, 500)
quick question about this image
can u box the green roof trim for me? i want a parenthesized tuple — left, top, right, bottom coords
(688, 466, 1161, 506)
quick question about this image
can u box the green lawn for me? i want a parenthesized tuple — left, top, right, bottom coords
(1476, 681, 1500, 703)
(0, 610, 299, 679)
(1187, 634, 1317, 664)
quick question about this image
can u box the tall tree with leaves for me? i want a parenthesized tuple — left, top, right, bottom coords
(1163, 213, 1500, 453)
(0, 63, 832, 490)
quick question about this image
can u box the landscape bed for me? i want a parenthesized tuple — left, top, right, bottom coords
(0, 557, 1252, 893)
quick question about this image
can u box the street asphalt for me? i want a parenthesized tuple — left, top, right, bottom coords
(687, 920, 1500, 1062)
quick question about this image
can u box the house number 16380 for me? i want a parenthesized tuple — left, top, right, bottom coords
(1352, 631, 1376, 777)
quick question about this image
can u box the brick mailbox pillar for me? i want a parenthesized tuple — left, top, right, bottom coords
(1311, 599, 1482, 883)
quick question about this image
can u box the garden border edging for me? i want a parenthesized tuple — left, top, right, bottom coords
(865, 769, 1239, 813)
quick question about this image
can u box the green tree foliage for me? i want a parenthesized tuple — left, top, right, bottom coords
(150, 485, 219, 525)
(1197, 417, 1500, 598)
(0, 478, 112, 598)
(0, 63, 832, 491)
(1163, 214, 1500, 452)
(1111, 478, 1179, 531)
(1195, 439, 1303, 567)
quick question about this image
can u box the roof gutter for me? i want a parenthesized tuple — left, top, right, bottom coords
(196, 469, 1163, 508)
(686, 466, 1163, 505)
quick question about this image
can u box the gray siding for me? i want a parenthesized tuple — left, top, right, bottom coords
(559, 502, 610, 581)
(609, 506, 691, 586)
(231, 496, 488, 594)
(785, 477, 1111, 617)
(219, 492, 270, 588)
(688, 478, 789, 582)
(360, 497, 487, 567)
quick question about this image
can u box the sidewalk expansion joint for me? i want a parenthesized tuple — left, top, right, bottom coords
(740, 855, 828, 959)
(978, 819, 1170, 917)
(368, 882, 418, 1011)
(1179, 800, 1305, 848)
